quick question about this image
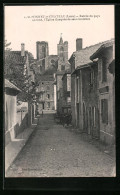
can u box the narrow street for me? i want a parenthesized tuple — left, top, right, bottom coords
(6, 114, 115, 177)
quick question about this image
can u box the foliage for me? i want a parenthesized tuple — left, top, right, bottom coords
(4, 40, 37, 101)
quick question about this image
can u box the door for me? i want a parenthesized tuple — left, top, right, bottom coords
(83, 103, 86, 131)
(88, 107, 92, 135)
(77, 103, 79, 127)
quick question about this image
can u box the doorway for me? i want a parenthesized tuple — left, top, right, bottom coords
(76, 103, 79, 127)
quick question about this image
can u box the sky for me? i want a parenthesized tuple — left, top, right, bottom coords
(5, 5, 114, 59)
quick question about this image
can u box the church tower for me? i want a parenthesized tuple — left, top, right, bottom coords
(36, 41, 49, 60)
(57, 34, 68, 71)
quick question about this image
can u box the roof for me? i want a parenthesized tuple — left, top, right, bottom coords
(48, 55, 58, 58)
(5, 79, 21, 92)
(90, 39, 114, 60)
(59, 36, 63, 44)
(62, 69, 71, 79)
(56, 70, 65, 75)
(75, 40, 114, 67)
(5, 51, 27, 65)
(72, 62, 96, 75)
(36, 74, 54, 82)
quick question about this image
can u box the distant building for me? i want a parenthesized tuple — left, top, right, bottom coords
(45, 55, 58, 70)
(35, 74, 55, 113)
(36, 41, 49, 60)
(35, 36, 71, 113)
(57, 35, 69, 71)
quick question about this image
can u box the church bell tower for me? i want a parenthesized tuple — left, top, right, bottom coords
(57, 34, 68, 71)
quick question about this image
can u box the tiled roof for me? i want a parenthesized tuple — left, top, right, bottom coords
(5, 79, 21, 92)
(74, 39, 114, 68)
(5, 51, 27, 65)
(90, 39, 114, 60)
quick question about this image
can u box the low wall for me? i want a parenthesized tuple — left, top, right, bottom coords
(14, 112, 28, 137)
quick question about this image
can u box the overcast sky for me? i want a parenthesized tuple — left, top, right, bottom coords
(5, 5, 114, 59)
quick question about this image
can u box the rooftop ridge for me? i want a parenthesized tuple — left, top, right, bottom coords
(75, 38, 114, 53)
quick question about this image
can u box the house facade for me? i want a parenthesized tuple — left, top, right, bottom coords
(90, 39, 115, 145)
(35, 75, 55, 113)
(69, 38, 115, 144)
(5, 79, 21, 146)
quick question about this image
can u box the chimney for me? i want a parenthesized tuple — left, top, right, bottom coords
(21, 43, 25, 56)
(76, 38, 82, 51)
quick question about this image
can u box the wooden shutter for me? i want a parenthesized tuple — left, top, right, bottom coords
(98, 59, 102, 81)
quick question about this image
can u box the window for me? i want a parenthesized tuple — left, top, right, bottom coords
(42, 46, 46, 58)
(102, 57, 107, 82)
(47, 94, 50, 99)
(42, 46, 45, 52)
(60, 47, 64, 58)
(51, 59, 55, 64)
(67, 97, 71, 103)
(60, 46, 64, 51)
(101, 99, 108, 124)
(40, 93, 43, 100)
(47, 102, 50, 108)
(61, 65, 65, 70)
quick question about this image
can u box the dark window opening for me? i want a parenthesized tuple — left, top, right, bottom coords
(42, 46, 46, 58)
(47, 94, 50, 99)
(60, 46, 64, 51)
(61, 65, 65, 70)
(42, 59, 45, 66)
(101, 99, 108, 124)
(47, 102, 50, 108)
(102, 57, 107, 82)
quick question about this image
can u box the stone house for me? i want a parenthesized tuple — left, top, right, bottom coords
(5, 79, 21, 146)
(35, 74, 55, 113)
(69, 38, 114, 142)
(90, 39, 115, 145)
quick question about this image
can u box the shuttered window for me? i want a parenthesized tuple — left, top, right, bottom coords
(76, 77, 79, 103)
(102, 57, 107, 82)
(101, 99, 108, 124)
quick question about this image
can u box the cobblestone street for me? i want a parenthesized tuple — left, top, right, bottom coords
(6, 114, 115, 177)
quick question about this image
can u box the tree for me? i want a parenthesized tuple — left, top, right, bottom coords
(4, 40, 38, 102)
